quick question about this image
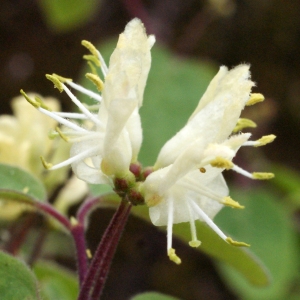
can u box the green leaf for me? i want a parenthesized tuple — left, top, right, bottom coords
(215, 188, 298, 299)
(0, 163, 46, 201)
(38, 0, 99, 32)
(131, 292, 180, 300)
(0, 251, 40, 299)
(34, 261, 79, 300)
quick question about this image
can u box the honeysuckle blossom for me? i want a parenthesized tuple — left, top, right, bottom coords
(0, 94, 69, 190)
(140, 64, 275, 264)
(22, 18, 155, 186)
(22, 18, 275, 265)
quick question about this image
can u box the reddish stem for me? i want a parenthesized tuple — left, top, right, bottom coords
(71, 222, 89, 286)
(90, 203, 131, 300)
(78, 199, 131, 300)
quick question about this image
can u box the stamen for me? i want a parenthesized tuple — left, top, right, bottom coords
(83, 54, 101, 67)
(190, 199, 227, 241)
(81, 40, 100, 66)
(180, 180, 242, 208)
(41, 145, 100, 170)
(232, 165, 274, 180)
(233, 118, 257, 133)
(210, 157, 233, 169)
(246, 93, 265, 106)
(252, 172, 274, 180)
(167, 198, 181, 264)
(222, 196, 244, 209)
(167, 197, 174, 251)
(20, 90, 40, 108)
(38, 107, 87, 132)
(226, 237, 250, 247)
(86, 61, 98, 75)
(55, 127, 69, 142)
(86, 73, 104, 92)
(187, 202, 201, 247)
(81, 40, 108, 76)
(65, 80, 102, 102)
(46, 74, 64, 92)
(243, 134, 276, 147)
(61, 132, 101, 143)
(168, 248, 181, 265)
(54, 112, 88, 119)
(40, 156, 53, 169)
(61, 83, 101, 125)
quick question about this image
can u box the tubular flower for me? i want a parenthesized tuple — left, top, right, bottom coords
(22, 18, 155, 186)
(22, 18, 275, 265)
(140, 65, 275, 264)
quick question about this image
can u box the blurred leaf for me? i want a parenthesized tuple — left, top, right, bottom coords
(0, 163, 46, 201)
(132, 204, 269, 287)
(89, 183, 113, 196)
(215, 188, 298, 299)
(131, 292, 180, 300)
(270, 163, 300, 208)
(34, 261, 78, 300)
(38, 0, 99, 32)
(0, 251, 40, 299)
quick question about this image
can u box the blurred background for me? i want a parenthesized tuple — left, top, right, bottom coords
(1, 0, 300, 299)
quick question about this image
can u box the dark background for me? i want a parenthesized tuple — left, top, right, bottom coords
(1, 0, 299, 299)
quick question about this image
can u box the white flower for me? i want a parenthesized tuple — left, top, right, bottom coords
(22, 18, 155, 186)
(141, 65, 275, 264)
(22, 19, 275, 265)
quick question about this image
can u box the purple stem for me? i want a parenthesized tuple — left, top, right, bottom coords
(77, 196, 104, 225)
(71, 223, 89, 286)
(90, 203, 131, 300)
(36, 202, 88, 286)
(36, 202, 71, 230)
(77, 199, 131, 300)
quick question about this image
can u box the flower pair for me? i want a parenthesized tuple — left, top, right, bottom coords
(22, 18, 275, 264)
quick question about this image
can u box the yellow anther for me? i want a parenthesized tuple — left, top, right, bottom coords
(168, 248, 182, 265)
(226, 237, 250, 247)
(254, 134, 276, 147)
(199, 167, 206, 173)
(52, 73, 73, 83)
(55, 127, 69, 142)
(46, 74, 63, 93)
(246, 93, 265, 106)
(222, 196, 244, 209)
(87, 61, 98, 75)
(83, 54, 101, 68)
(86, 73, 104, 91)
(86, 249, 92, 259)
(81, 40, 101, 66)
(81, 40, 98, 57)
(48, 129, 59, 140)
(210, 157, 233, 170)
(40, 156, 53, 170)
(70, 216, 78, 226)
(35, 96, 52, 111)
(189, 240, 201, 248)
(252, 172, 274, 180)
(233, 118, 257, 133)
(20, 90, 40, 108)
